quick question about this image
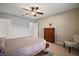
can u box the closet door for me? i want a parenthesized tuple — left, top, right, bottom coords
(29, 23, 38, 37)
(0, 19, 11, 39)
(44, 28, 55, 43)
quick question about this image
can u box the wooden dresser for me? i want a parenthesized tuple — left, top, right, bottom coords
(44, 28, 55, 43)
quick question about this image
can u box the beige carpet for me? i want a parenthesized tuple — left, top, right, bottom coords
(45, 42, 79, 56)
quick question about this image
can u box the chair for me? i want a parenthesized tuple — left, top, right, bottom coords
(63, 34, 79, 53)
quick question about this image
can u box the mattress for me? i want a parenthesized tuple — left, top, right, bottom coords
(4, 37, 46, 56)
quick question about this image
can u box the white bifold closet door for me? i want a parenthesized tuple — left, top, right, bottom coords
(29, 23, 38, 37)
(0, 19, 11, 39)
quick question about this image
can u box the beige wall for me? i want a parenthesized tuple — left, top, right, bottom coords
(36, 8, 79, 42)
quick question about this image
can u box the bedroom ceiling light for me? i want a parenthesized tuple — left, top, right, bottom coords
(31, 11, 36, 15)
(22, 5, 44, 17)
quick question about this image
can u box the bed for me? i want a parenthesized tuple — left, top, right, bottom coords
(0, 37, 46, 56)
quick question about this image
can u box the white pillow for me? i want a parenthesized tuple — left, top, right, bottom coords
(0, 38, 5, 49)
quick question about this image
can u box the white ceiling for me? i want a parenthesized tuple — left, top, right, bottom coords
(0, 3, 79, 20)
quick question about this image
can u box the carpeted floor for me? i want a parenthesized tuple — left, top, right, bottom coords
(36, 42, 79, 56)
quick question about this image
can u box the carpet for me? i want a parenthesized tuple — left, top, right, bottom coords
(35, 49, 53, 56)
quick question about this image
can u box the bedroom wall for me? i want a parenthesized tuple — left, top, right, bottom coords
(36, 7, 79, 42)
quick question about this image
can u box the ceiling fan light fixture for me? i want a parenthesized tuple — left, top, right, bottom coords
(31, 12, 36, 15)
(23, 5, 44, 17)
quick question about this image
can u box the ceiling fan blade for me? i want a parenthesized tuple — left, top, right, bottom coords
(37, 12, 44, 15)
(22, 8, 30, 11)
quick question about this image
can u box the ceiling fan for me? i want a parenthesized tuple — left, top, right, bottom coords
(22, 6, 44, 17)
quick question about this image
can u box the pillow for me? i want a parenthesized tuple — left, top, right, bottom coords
(0, 37, 5, 52)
